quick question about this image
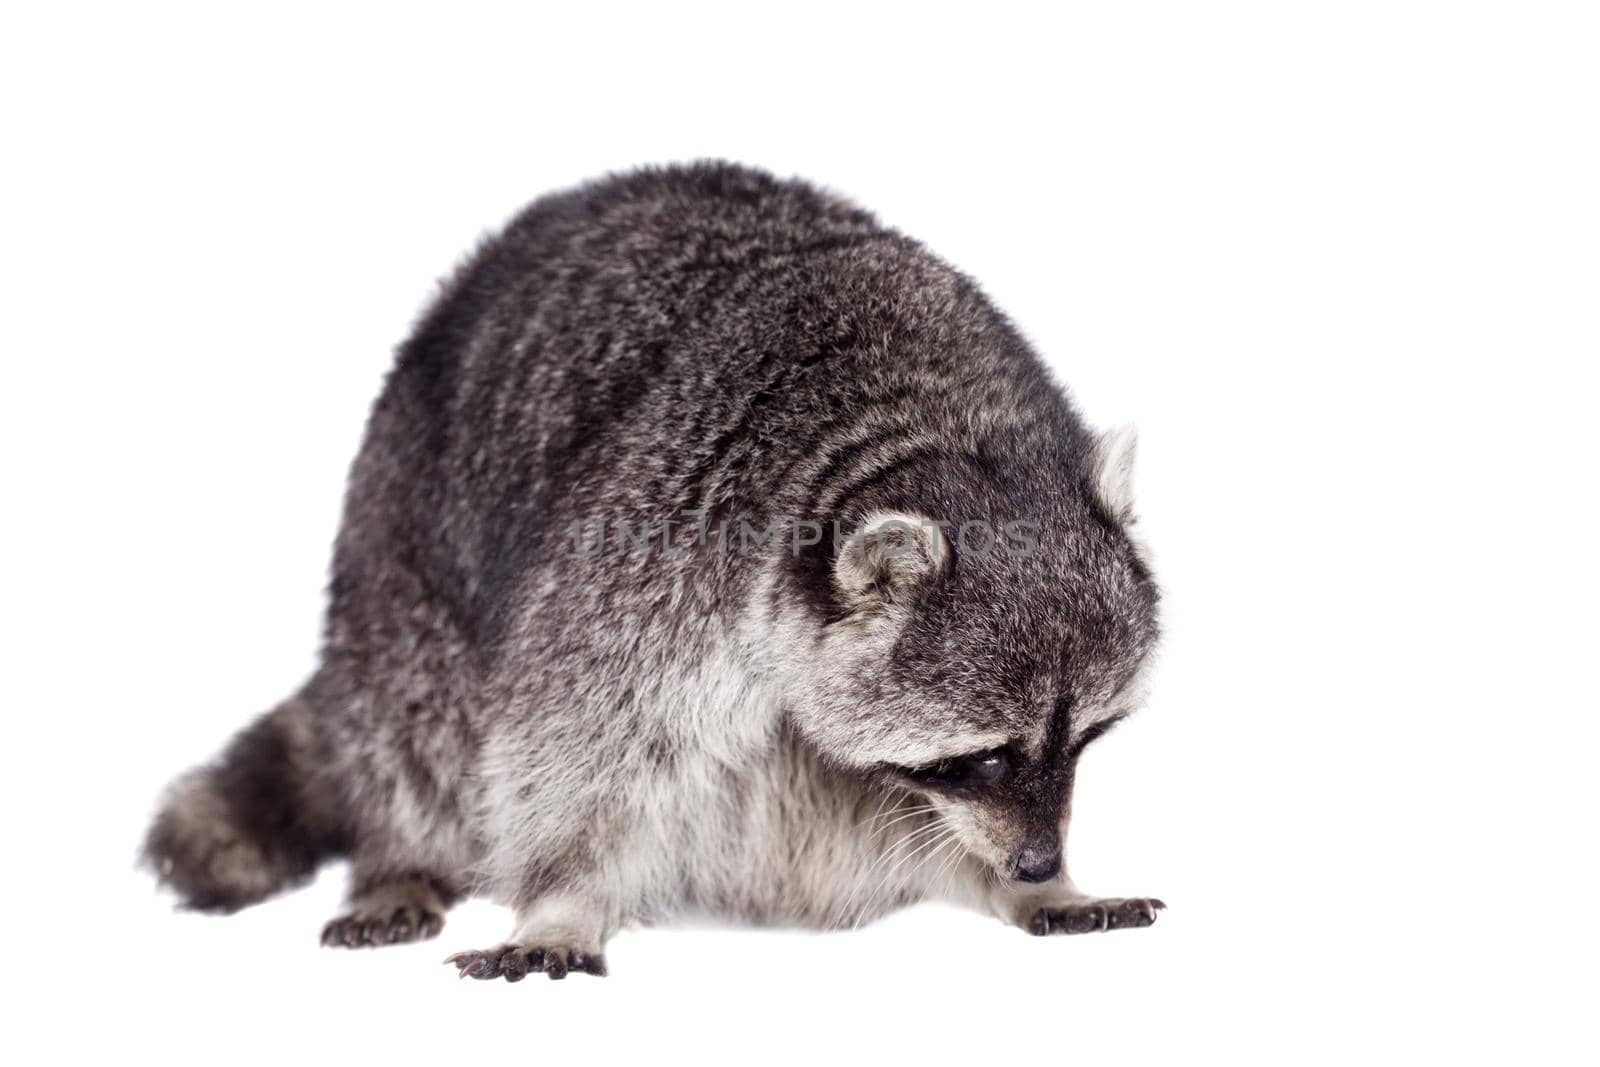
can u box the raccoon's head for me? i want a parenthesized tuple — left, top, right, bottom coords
(785, 426, 1159, 884)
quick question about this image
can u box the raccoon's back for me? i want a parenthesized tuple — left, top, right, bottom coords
(333, 162, 1080, 644)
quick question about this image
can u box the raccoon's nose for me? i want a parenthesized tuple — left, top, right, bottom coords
(1009, 842, 1062, 883)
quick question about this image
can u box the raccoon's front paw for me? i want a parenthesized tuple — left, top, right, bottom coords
(1026, 897, 1165, 936)
(444, 944, 608, 982)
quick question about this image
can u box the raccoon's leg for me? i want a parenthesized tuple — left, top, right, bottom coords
(321, 870, 461, 948)
(444, 893, 611, 981)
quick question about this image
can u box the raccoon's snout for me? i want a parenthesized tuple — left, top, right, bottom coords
(1008, 841, 1062, 883)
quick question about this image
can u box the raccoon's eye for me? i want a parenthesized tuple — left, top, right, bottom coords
(903, 748, 1011, 790)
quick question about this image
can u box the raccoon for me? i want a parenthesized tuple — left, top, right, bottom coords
(143, 162, 1164, 981)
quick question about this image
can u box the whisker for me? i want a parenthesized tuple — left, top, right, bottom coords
(829, 816, 944, 929)
(935, 838, 968, 896)
(851, 823, 954, 930)
(860, 805, 939, 838)
(856, 790, 895, 832)
(915, 832, 964, 892)
(835, 823, 938, 929)
(855, 802, 936, 833)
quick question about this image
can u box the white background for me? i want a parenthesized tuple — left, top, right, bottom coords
(3, 2, 1596, 1062)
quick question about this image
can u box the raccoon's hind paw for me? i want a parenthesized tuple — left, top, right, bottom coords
(321, 876, 452, 948)
(1026, 897, 1165, 936)
(322, 906, 444, 948)
(444, 944, 607, 982)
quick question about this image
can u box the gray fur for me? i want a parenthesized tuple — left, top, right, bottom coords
(144, 162, 1164, 978)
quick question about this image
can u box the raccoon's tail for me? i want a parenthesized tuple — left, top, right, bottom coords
(143, 692, 349, 913)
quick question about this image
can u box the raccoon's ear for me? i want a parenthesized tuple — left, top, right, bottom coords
(834, 511, 950, 614)
(1091, 424, 1139, 523)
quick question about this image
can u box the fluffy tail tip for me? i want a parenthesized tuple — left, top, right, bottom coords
(142, 767, 287, 913)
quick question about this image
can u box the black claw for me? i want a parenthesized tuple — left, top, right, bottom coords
(544, 952, 569, 980)
(444, 950, 497, 979)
